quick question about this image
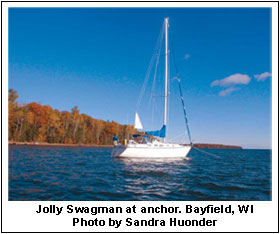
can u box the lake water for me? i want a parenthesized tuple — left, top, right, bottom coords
(9, 145, 271, 201)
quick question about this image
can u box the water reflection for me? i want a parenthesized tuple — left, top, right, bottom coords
(115, 157, 192, 200)
(116, 157, 191, 165)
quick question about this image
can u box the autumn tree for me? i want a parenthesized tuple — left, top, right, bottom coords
(8, 90, 137, 145)
(8, 89, 18, 140)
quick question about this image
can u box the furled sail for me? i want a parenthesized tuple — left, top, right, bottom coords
(134, 112, 143, 130)
(145, 125, 166, 138)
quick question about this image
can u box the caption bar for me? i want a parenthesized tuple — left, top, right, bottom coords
(35, 204, 254, 228)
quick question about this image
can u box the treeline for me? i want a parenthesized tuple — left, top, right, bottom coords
(8, 89, 136, 145)
(192, 144, 242, 149)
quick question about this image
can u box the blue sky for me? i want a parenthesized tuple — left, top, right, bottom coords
(9, 8, 272, 149)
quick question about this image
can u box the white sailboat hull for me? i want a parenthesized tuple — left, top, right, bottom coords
(112, 144, 191, 158)
(111, 18, 193, 159)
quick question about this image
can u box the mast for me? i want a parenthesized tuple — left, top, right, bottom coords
(163, 17, 169, 142)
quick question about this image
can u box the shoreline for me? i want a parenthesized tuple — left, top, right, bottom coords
(8, 141, 113, 148)
(9, 141, 243, 149)
(192, 143, 242, 149)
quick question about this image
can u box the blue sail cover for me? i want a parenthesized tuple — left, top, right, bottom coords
(145, 125, 166, 138)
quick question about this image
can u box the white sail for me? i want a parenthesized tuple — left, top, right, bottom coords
(134, 112, 143, 130)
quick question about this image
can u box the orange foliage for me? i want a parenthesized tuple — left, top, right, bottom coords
(9, 90, 139, 145)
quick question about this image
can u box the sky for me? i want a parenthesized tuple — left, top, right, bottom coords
(8, 7, 272, 149)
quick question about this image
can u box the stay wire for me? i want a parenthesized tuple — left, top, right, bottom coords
(192, 147, 221, 159)
(150, 23, 164, 130)
(170, 37, 193, 146)
(136, 23, 164, 111)
(150, 23, 164, 105)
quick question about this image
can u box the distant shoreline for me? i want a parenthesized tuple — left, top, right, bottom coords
(9, 141, 242, 149)
(8, 141, 113, 148)
(192, 143, 242, 149)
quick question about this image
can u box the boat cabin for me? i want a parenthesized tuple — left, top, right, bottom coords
(131, 134, 151, 144)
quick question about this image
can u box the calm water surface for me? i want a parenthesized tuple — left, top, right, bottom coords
(9, 146, 271, 201)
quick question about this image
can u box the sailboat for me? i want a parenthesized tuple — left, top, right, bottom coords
(111, 18, 192, 158)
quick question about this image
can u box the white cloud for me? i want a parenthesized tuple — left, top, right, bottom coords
(184, 54, 190, 60)
(211, 73, 251, 87)
(254, 72, 271, 81)
(219, 87, 240, 96)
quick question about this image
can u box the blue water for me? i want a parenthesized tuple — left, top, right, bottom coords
(9, 146, 271, 201)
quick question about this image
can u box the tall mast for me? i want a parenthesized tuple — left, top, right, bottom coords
(163, 17, 169, 142)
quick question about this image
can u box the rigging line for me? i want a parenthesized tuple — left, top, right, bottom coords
(136, 23, 164, 110)
(168, 131, 187, 142)
(169, 38, 180, 77)
(180, 131, 187, 143)
(151, 94, 165, 97)
(136, 51, 156, 110)
(192, 147, 221, 159)
(170, 38, 192, 146)
(151, 96, 155, 130)
(148, 45, 163, 131)
(149, 23, 164, 106)
(152, 97, 160, 131)
(176, 76, 192, 146)
(166, 48, 171, 139)
(148, 23, 164, 132)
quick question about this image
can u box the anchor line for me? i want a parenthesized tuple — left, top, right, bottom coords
(192, 147, 221, 159)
